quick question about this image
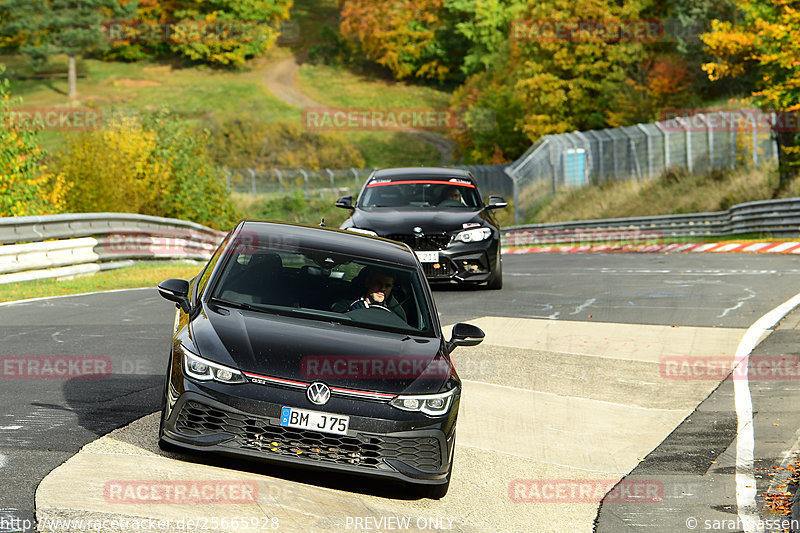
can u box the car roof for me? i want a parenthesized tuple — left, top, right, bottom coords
(235, 220, 420, 268)
(370, 167, 475, 183)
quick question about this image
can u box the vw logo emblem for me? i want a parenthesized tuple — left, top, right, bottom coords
(413, 226, 423, 234)
(307, 382, 331, 405)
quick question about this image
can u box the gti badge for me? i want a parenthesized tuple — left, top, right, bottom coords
(307, 382, 331, 405)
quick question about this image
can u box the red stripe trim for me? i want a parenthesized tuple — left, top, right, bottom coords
(330, 386, 395, 399)
(366, 180, 475, 188)
(243, 372, 307, 387)
(243, 372, 395, 399)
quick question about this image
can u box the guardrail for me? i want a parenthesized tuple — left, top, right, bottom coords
(0, 213, 225, 285)
(501, 198, 800, 246)
(3, 199, 800, 284)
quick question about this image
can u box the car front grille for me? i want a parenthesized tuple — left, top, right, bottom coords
(421, 261, 456, 279)
(386, 233, 451, 251)
(175, 401, 442, 472)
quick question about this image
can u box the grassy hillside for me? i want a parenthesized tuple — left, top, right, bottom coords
(525, 164, 788, 224)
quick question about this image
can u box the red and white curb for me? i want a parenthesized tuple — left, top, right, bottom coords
(503, 241, 800, 255)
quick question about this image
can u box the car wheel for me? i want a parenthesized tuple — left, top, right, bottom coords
(487, 262, 503, 290)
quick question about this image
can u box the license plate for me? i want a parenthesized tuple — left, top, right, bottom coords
(415, 251, 440, 263)
(280, 406, 349, 435)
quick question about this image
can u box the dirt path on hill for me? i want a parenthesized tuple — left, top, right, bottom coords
(263, 52, 456, 165)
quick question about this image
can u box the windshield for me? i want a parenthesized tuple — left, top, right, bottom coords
(358, 179, 482, 208)
(210, 239, 433, 336)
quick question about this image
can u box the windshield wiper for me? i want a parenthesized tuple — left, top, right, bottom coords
(210, 297, 263, 312)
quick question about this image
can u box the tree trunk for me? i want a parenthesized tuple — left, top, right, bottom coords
(68, 55, 77, 99)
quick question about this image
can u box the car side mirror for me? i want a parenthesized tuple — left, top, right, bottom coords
(158, 278, 191, 313)
(447, 322, 485, 352)
(486, 196, 508, 210)
(336, 195, 354, 209)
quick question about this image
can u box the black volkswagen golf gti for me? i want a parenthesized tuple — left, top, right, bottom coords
(157, 220, 485, 498)
(336, 167, 507, 289)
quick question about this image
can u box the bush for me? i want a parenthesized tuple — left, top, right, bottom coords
(208, 116, 365, 170)
(55, 110, 238, 229)
(0, 66, 66, 217)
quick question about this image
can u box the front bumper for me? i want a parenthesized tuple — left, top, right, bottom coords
(162, 391, 455, 485)
(413, 240, 499, 284)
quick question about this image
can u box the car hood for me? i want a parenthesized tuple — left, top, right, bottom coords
(349, 207, 487, 235)
(189, 303, 451, 395)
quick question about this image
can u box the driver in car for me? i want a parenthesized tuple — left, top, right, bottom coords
(349, 269, 395, 310)
(333, 267, 407, 321)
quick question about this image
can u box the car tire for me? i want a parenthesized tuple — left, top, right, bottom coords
(487, 262, 503, 290)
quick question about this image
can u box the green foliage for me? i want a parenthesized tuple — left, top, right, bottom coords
(54, 110, 239, 229)
(702, 0, 800, 183)
(236, 191, 348, 227)
(0, 65, 66, 216)
(143, 110, 240, 229)
(207, 116, 365, 170)
(0, 0, 130, 64)
(108, 0, 293, 66)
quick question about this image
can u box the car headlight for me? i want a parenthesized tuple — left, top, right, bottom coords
(347, 227, 378, 236)
(455, 228, 492, 243)
(389, 388, 457, 416)
(180, 345, 245, 384)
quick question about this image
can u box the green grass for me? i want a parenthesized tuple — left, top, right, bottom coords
(232, 191, 350, 227)
(297, 63, 451, 109)
(524, 164, 782, 224)
(0, 261, 204, 303)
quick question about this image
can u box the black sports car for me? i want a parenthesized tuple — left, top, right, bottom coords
(337, 167, 508, 289)
(157, 220, 485, 498)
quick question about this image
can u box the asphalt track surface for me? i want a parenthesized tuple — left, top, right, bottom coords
(3, 253, 800, 532)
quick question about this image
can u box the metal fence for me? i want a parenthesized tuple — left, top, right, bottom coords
(223, 165, 513, 200)
(505, 109, 780, 223)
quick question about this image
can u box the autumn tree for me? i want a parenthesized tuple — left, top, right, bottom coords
(0, 65, 66, 216)
(702, 0, 800, 187)
(108, 0, 293, 66)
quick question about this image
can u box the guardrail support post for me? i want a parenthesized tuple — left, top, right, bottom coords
(326, 168, 335, 197)
(248, 168, 256, 195)
(223, 168, 231, 190)
(274, 169, 284, 195)
(300, 169, 309, 199)
(636, 124, 653, 179)
(752, 115, 759, 168)
(351, 168, 359, 190)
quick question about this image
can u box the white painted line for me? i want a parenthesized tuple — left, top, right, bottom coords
(0, 426, 22, 430)
(766, 242, 800, 253)
(743, 242, 771, 252)
(733, 290, 800, 533)
(715, 243, 744, 252)
(0, 287, 153, 307)
(0, 454, 6, 468)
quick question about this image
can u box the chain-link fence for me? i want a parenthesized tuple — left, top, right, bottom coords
(504, 109, 780, 223)
(223, 165, 513, 200)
